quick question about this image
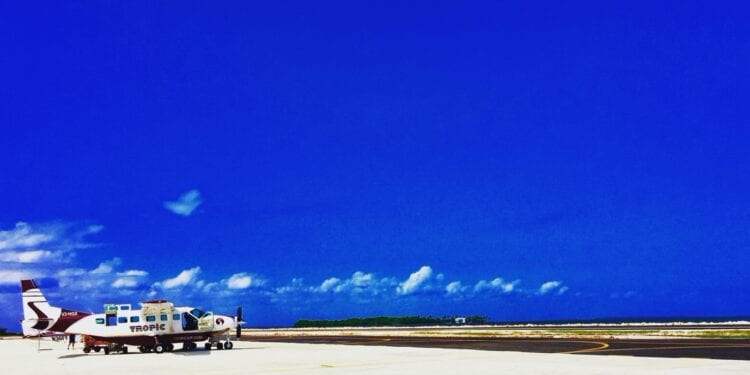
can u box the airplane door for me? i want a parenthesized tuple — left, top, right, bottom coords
(183, 312, 198, 331)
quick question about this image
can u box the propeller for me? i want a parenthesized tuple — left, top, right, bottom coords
(235, 306, 243, 339)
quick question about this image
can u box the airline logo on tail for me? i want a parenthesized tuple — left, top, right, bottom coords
(20, 279, 90, 337)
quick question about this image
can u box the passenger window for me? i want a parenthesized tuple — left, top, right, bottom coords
(173, 314, 181, 320)
(118, 317, 127, 323)
(160, 314, 168, 321)
(130, 316, 140, 323)
(95, 318, 104, 324)
(146, 315, 156, 322)
(120, 305, 130, 310)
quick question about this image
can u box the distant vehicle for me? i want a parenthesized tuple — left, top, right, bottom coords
(20, 279, 243, 353)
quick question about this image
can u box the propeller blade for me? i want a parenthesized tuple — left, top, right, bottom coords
(236, 306, 242, 339)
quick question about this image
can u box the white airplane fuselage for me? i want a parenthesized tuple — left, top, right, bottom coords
(21, 279, 237, 348)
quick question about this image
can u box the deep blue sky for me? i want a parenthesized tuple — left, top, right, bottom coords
(1, 2, 749, 329)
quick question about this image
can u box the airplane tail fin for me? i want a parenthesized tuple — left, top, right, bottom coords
(20, 279, 89, 337)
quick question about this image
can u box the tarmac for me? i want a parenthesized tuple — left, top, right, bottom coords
(247, 335, 750, 361)
(1, 337, 749, 374)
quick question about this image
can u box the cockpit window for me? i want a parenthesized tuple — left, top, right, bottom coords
(189, 308, 206, 318)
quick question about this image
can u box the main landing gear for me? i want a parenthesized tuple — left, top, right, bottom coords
(205, 336, 234, 350)
(83, 344, 127, 355)
(138, 343, 175, 353)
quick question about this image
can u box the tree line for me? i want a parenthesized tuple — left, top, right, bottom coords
(294, 315, 488, 328)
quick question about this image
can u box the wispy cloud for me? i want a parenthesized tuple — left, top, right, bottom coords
(538, 280, 567, 295)
(91, 258, 122, 274)
(311, 271, 397, 297)
(164, 189, 203, 216)
(0, 269, 40, 285)
(474, 277, 519, 293)
(0, 249, 58, 263)
(155, 267, 202, 289)
(0, 221, 103, 288)
(117, 270, 148, 277)
(397, 266, 433, 295)
(226, 273, 265, 289)
(445, 281, 465, 295)
(0, 222, 55, 250)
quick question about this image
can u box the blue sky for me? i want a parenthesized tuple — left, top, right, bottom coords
(1, 2, 749, 329)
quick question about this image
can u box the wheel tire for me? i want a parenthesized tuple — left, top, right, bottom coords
(224, 341, 233, 350)
(94, 347, 101, 353)
(122, 346, 128, 354)
(190, 342, 197, 350)
(204, 343, 211, 350)
(154, 343, 166, 354)
(104, 347, 110, 355)
(217, 342, 224, 350)
(166, 344, 174, 352)
(83, 347, 91, 354)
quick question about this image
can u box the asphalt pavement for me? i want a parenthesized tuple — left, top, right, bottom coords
(244, 335, 750, 361)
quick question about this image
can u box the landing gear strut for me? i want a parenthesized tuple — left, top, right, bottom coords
(206, 335, 234, 350)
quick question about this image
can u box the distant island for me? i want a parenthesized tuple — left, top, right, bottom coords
(294, 315, 488, 328)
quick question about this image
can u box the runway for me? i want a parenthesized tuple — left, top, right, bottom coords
(245, 335, 750, 361)
(2, 337, 749, 374)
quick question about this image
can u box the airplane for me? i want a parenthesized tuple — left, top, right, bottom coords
(20, 279, 243, 354)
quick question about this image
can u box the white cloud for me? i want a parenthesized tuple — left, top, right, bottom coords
(112, 277, 139, 288)
(351, 271, 373, 286)
(164, 189, 203, 216)
(445, 281, 464, 295)
(202, 282, 219, 293)
(226, 273, 263, 289)
(539, 280, 562, 295)
(157, 267, 201, 289)
(474, 277, 519, 293)
(397, 266, 433, 295)
(85, 225, 104, 234)
(0, 222, 55, 250)
(318, 277, 341, 292)
(0, 221, 104, 271)
(91, 258, 122, 274)
(117, 270, 148, 277)
(0, 269, 40, 284)
(275, 278, 306, 295)
(56, 268, 86, 277)
(0, 249, 57, 263)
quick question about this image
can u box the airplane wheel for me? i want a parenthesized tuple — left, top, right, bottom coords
(224, 341, 233, 350)
(190, 342, 198, 350)
(204, 343, 211, 350)
(122, 346, 128, 354)
(94, 347, 101, 353)
(166, 343, 174, 352)
(217, 342, 224, 350)
(154, 343, 166, 354)
(104, 347, 110, 355)
(83, 347, 91, 354)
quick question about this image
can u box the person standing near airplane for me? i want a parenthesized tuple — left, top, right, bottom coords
(68, 334, 75, 350)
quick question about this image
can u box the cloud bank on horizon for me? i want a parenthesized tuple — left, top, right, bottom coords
(0, 220, 574, 326)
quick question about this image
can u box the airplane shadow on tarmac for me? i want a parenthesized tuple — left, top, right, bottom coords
(168, 347, 263, 356)
(59, 354, 92, 359)
(58, 347, 264, 359)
